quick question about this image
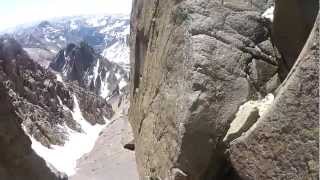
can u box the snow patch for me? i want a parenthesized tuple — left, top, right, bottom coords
(45, 36, 52, 42)
(93, 59, 100, 86)
(50, 49, 58, 53)
(70, 21, 78, 30)
(22, 95, 111, 176)
(86, 17, 107, 27)
(119, 79, 127, 90)
(56, 74, 64, 83)
(100, 21, 126, 33)
(262, 6, 274, 22)
(102, 41, 129, 66)
(99, 72, 110, 99)
(59, 36, 66, 41)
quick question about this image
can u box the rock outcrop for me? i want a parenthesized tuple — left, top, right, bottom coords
(0, 36, 114, 178)
(50, 42, 128, 99)
(229, 13, 319, 180)
(129, 0, 319, 179)
(0, 36, 67, 180)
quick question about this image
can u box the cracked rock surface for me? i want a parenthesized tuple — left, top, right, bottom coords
(129, 0, 280, 179)
(229, 14, 320, 180)
(129, 0, 319, 179)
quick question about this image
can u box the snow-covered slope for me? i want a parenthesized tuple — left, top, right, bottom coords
(23, 95, 111, 176)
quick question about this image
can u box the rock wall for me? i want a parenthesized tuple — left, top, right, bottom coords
(0, 74, 65, 180)
(129, 0, 278, 179)
(0, 36, 114, 179)
(229, 13, 319, 180)
(129, 0, 319, 179)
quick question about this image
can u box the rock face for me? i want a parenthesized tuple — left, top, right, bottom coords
(0, 36, 114, 178)
(129, 0, 277, 179)
(229, 14, 319, 180)
(0, 36, 67, 180)
(50, 42, 128, 99)
(129, 0, 319, 180)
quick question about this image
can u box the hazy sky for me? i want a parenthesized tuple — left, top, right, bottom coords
(0, 0, 132, 30)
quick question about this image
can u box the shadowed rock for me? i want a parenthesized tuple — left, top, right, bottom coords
(272, 0, 319, 79)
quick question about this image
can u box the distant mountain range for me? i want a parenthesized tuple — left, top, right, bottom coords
(11, 15, 130, 70)
(6, 15, 130, 99)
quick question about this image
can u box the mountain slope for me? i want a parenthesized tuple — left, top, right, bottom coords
(0, 35, 114, 177)
(50, 42, 128, 99)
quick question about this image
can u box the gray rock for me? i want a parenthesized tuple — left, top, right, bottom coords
(129, 0, 275, 179)
(129, 0, 319, 179)
(229, 14, 319, 180)
(248, 58, 277, 88)
(264, 73, 281, 94)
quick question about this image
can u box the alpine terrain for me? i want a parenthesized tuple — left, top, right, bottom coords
(0, 14, 138, 180)
(0, 0, 319, 180)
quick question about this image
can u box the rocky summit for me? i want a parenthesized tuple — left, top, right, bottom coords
(129, 0, 319, 179)
(50, 42, 128, 99)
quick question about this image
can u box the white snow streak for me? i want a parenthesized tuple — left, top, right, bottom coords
(262, 6, 274, 22)
(119, 79, 127, 89)
(70, 21, 78, 30)
(56, 74, 64, 83)
(99, 72, 110, 99)
(22, 95, 111, 176)
(93, 59, 100, 86)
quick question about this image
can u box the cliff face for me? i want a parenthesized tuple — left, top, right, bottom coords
(0, 36, 114, 178)
(0, 84, 65, 180)
(229, 14, 319, 179)
(129, 0, 319, 179)
(0, 37, 67, 180)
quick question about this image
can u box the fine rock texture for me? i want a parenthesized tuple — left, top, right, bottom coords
(129, 0, 319, 179)
(229, 14, 319, 180)
(129, 0, 278, 179)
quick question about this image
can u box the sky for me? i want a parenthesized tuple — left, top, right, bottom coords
(0, 0, 132, 31)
